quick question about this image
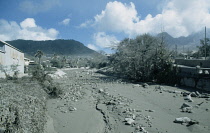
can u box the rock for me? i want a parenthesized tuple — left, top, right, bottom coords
(155, 86, 166, 92)
(182, 107, 193, 113)
(204, 70, 209, 74)
(182, 92, 190, 96)
(69, 106, 77, 111)
(135, 125, 140, 130)
(104, 92, 110, 96)
(206, 98, 210, 101)
(136, 109, 142, 112)
(166, 90, 174, 93)
(155, 86, 162, 90)
(198, 69, 203, 74)
(184, 93, 193, 102)
(199, 94, 210, 98)
(173, 90, 182, 94)
(191, 92, 197, 97)
(136, 126, 148, 133)
(60, 109, 68, 113)
(174, 117, 191, 123)
(187, 120, 199, 126)
(148, 109, 155, 112)
(146, 109, 155, 112)
(98, 88, 104, 93)
(125, 118, 135, 125)
(132, 114, 136, 120)
(142, 83, 149, 88)
(195, 91, 201, 97)
(106, 101, 116, 105)
(133, 84, 141, 87)
(197, 102, 204, 106)
(180, 103, 192, 109)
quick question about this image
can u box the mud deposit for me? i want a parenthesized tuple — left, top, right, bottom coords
(45, 68, 210, 133)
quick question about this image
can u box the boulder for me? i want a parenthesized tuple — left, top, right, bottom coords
(124, 118, 135, 125)
(174, 117, 191, 123)
(182, 107, 193, 113)
(69, 106, 77, 111)
(180, 103, 192, 109)
(184, 94, 193, 102)
(142, 83, 149, 88)
(98, 88, 104, 93)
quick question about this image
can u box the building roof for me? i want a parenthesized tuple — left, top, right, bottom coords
(24, 57, 30, 61)
(0, 40, 23, 53)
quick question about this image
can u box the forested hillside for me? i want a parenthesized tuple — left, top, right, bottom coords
(6, 39, 97, 56)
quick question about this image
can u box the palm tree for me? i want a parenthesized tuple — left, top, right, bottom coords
(35, 50, 44, 65)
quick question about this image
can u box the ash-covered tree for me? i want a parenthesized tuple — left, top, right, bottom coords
(50, 54, 66, 68)
(198, 38, 210, 57)
(35, 50, 44, 65)
(111, 34, 173, 83)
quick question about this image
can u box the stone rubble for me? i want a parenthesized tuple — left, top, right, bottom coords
(184, 93, 193, 102)
(174, 117, 191, 123)
(125, 118, 135, 125)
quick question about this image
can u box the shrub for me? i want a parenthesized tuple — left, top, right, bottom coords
(111, 34, 175, 84)
(50, 55, 66, 68)
(30, 64, 62, 97)
(0, 64, 19, 80)
(88, 55, 109, 69)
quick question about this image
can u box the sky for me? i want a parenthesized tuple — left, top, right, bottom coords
(0, 0, 210, 53)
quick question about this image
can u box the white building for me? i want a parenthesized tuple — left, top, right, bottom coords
(0, 40, 24, 77)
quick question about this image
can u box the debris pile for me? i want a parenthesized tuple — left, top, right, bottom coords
(61, 84, 85, 102)
(174, 117, 199, 126)
(49, 69, 67, 79)
(180, 103, 193, 113)
(0, 79, 47, 133)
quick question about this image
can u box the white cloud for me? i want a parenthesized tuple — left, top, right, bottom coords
(59, 18, 70, 26)
(19, 0, 60, 14)
(87, 32, 119, 52)
(0, 18, 59, 41)
(20, 18, 37, 28)
(93, 1, 139, 35)
(94, 32, 119, 48)
(79, 20, 94, 28)
(83, 0, 210, 37)
(87, 44, 99, 51)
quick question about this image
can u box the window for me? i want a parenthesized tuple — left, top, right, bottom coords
(0, 42, 5, 52)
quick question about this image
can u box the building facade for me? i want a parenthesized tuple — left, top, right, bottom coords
(0, 40, 24, 77)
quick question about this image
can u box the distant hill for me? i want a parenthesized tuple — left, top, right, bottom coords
(6, 39, 98, 56)
(157, 28, 210, 52)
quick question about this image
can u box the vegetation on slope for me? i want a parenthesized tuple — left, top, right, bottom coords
(6, 39, 98, 56)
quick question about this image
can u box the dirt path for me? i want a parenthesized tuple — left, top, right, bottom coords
(45, 68, 210, 133)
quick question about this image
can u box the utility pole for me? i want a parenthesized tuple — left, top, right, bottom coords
(187, 48, 190, 59)
(183, 45, 184, 53)
(205, 26, 207, 60)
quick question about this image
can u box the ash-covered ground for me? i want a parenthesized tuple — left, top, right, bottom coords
(45, 68, 210, 133)
(1, 68, 210, 133)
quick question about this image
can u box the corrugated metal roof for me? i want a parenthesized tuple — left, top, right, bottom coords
(0, 40, 23, 53)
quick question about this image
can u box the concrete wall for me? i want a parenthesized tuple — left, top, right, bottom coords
(180, 77, 210, 92)
(0, 42, 24, 77)
(175, 59, 210, 68)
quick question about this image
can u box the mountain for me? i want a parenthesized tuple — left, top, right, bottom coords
(157, 28, 210, 52)
(6, 39, 98, 56)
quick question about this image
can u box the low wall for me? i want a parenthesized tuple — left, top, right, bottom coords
(176, 65, 210, 92)
(175, 59, 210, 68)
(180, 77, 210, 92)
